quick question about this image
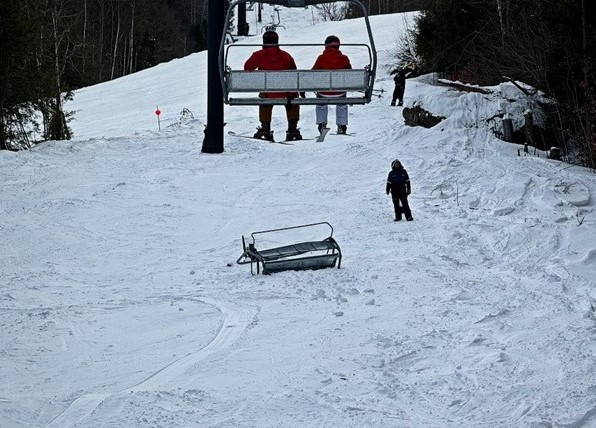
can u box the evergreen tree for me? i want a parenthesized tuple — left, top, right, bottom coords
(0, 1, 52, 149)
(414, 0, 596, 167)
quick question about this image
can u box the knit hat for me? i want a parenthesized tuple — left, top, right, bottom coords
(263, 30, 279, 45)
(324, 35, 340, 48)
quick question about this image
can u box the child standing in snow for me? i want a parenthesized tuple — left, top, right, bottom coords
(386, 159, 413, 221)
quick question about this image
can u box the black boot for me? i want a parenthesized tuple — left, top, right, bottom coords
(254, 121, 273, 141)
(286, 120, 303, 141)
(394, 206, 403, 221)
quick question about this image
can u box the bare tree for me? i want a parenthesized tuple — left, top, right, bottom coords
(316, 2, 348, 21)
(43, 0, 81, 140)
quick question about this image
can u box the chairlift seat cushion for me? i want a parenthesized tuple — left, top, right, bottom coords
(228, 69, 369, 93)
(227, 96, 367, 105)
(257, 239, 338, 261)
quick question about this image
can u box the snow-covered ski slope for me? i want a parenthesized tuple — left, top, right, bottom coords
(2, 7, 596, 428)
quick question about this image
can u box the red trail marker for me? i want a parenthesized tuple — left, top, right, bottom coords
(155, 106, 161, 131)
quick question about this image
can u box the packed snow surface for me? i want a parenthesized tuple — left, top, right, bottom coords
(1, 8, 596, 428)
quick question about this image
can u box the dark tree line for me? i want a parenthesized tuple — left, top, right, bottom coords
(0, 0, 210, 150)
(414, 0, 596, 168)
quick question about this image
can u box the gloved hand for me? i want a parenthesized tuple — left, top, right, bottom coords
(299, 92, 306, 98)
(406, 189, 411, 195)
(386, 191, 390, 195)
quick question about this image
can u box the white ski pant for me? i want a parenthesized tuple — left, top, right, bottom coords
(315, 93, 348, 126)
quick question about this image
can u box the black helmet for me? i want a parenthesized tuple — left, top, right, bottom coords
(391, 159, 402, 169)
(263, 30, 279, 45)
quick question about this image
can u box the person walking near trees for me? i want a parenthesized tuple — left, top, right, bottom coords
(244, 30, 303, 141)
(386, 159, 413, 221)
(391, 68, 406, 106)
(311, 35, 352, 135)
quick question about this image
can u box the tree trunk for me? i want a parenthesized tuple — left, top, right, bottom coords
(581, 0, 588, 83)
(496, 0, 505, 48)
(111, 3, 121, 80)
(52, 3, 62, 115)
(128, 1, 135, 75)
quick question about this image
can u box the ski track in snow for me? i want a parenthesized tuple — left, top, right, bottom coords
(44, 298, 253, 428)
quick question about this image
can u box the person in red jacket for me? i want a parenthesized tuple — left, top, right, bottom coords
(312, 35, 352, 134)
(244, 30, 302, 141)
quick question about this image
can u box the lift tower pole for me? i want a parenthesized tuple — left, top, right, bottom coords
(238, 2, 248, 36)
(201, 0, 225, 153)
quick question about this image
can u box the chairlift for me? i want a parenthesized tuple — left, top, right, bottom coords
(258, 5, 285, 32)
(236, 222, 342, 275)
(267, 6, 284, 30)
(219, 0, 377, 106)
(261, 24, 285, 32)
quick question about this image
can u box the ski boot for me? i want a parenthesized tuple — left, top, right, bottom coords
(253, 122, 274, 141)
(337, 125, 347, 135)
(318, 122, 327, 133)
(286, 120, 303, 141)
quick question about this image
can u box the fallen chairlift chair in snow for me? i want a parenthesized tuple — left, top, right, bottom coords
(219, 0, 377, 106)
(236, 222, 342, 274)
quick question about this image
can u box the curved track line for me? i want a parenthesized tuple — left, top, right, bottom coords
(45, 298, 252, 428)
(126, 298, 252, 393)
(45, 393, 109, 428)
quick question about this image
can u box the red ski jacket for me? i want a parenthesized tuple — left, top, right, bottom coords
(312, 47, 352, 96)
(244, 46, 298, 99)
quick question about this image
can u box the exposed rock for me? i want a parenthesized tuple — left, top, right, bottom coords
(403, 105, 446, 128)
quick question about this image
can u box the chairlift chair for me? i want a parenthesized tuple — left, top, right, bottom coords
(219, 0, 377, 106)
(236, 222, 342, 275)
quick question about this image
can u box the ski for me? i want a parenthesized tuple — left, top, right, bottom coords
(227, 130, 291, 145)
(228, 131, 312, 145)
(279, 138, 315, 143)
(316, 128, 330, 142)
(330, 132, 355, 137)
(280, 138, 315, 143)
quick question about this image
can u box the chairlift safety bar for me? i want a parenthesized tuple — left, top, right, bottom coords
(247, 221, 335, 245)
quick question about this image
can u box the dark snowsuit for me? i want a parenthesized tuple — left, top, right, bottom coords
(386, 166, 412, 220)
(391, 70, 406, 106)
